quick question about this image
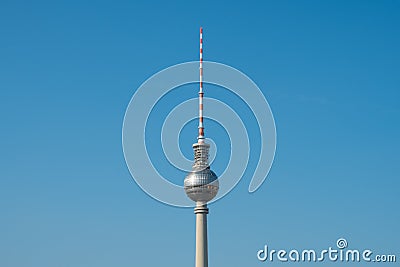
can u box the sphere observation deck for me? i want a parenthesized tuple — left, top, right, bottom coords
(184, 142, 219, 203)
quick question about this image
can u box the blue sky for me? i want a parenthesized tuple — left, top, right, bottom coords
(0, 1, 399, 266)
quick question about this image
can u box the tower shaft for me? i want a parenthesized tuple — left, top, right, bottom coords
(195, 203, 209, 267)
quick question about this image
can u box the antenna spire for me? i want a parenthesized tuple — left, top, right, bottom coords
(198, 27, 205, 143)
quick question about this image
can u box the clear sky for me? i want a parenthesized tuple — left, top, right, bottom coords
(0, 1, 399, 266)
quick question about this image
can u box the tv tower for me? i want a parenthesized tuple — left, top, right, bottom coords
(184, 27, 219, 267)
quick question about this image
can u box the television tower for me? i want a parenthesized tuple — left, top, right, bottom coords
(184, 27, 219, 267)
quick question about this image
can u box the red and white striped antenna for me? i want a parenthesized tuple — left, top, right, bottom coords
(198, 27, 205, 143)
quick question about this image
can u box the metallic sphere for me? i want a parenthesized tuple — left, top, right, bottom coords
(184, 167, 219, 203)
